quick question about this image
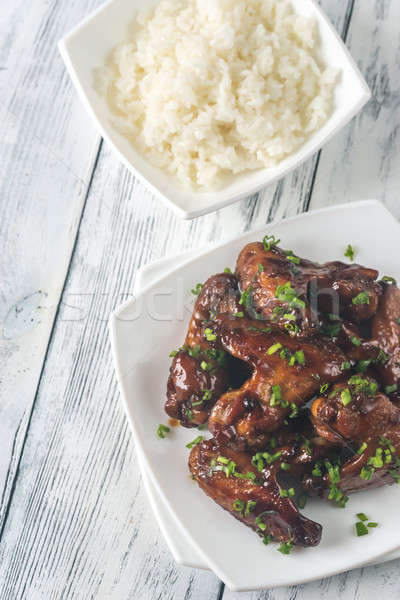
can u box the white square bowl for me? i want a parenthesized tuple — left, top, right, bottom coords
(110, 200, 400, 591)
(59, 0, 371, 219)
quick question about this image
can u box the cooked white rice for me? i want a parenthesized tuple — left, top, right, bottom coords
(102, 0, 337, 189)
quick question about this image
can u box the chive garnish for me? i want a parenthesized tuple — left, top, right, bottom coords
(191, 283, 203, 296)
(344, 244, 355, 261)
(356, 521, 369, 536)
(341, 389, 352, 406)
(357, 442, 368, 455)
(267, 342, 282, 355)
(263, 234, 281, 251)
(200, 360, 212, 371)
(233, 499, 245, 512)
(277, 542, 293, 555)
(356, 513, 368, 522)
(157, 424, 170, 438)
(382, 276, 397, 285)
(385, 384, 398, 394)
(245, 500, 257, 516)
(262, 535, 272, 545)
(204, 327, 217, 341)
(224, 267, 232, 274)
(186, 436, 203, 449)
(352, 291, 370, 305)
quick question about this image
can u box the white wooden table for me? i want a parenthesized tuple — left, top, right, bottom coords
(1, 0, 399, 598)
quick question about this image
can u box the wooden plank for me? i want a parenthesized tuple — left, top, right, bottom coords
(0, 143, 223, 599)
(309, 0, 400, 218)
(0, 0, 104, 533)
(223, 558, 400, 600)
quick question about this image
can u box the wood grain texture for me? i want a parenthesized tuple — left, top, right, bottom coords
(310, 0, 400, 218)
(0, 0, 104, 534)
(0, 0, 399, 598)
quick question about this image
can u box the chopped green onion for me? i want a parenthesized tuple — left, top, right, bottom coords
(277, 542, 293, 555)
(191, 400, 203, 407)
(341, 388, 352, 406)
(289, 402, 298, 419)
(303, 438, 312, 456)
(285, 251, 300, 265)
(233, 311, 244, 318)
(186, 436, 204, 449)
(157, 424, 170, 439)
(224, 267, 232, 274)
(312, 462, 322, 477)
(217, 456, 229, 464)
(233, 499, 245, 512)
(245, 500, 257, 516)
(204, 327, 217, 342)
(350, 336, 361, 347)
(357, 442, 368, 455)
(200, 360, 212, 371)
(357, 359, 371, 372)
(191, 283, 203, 296)
(320, 383, 329, 394)
(356, 512, 368, 522)
(356, 521, 369, 536)
(385, 384, 398, 394)
(382, 276, 397, 285)
(352, 291, 370, 305)
(269, 384, 281, 407)
(239, 285, 253, 310)
(267, 342, 283, 355)
(295, 350, 305, 365)
(255, 516, 267, 531)
(360, 466, 374, 480)
(344, 244, 355, 261)
(263, 234, 281, 251)
(233, 471, 256, 481)
(184, 407, 194, 419)
(340, 362, 351, 371)
(280, 462, 291, 471)
(262, 535, 272, 545)
(258, 263, 265, 273)
(169, 350, 179, 358)
(202, 390, 212, 402)
(368, 522, 378, 528)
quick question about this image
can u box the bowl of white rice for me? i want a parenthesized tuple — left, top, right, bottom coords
(59, 0, 370, 219)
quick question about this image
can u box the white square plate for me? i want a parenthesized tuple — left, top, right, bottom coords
(110, 200, 400, 591)
(135, 250, 400, 573)
(59, 0, 370, 219)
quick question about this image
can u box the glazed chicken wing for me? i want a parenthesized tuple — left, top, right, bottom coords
(308, 375, 400, 496)
(189, 437, 322, 547)
(166, 273, 241, 427)
(236, 242, 381, 334)
(208, 314, 346, 448)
